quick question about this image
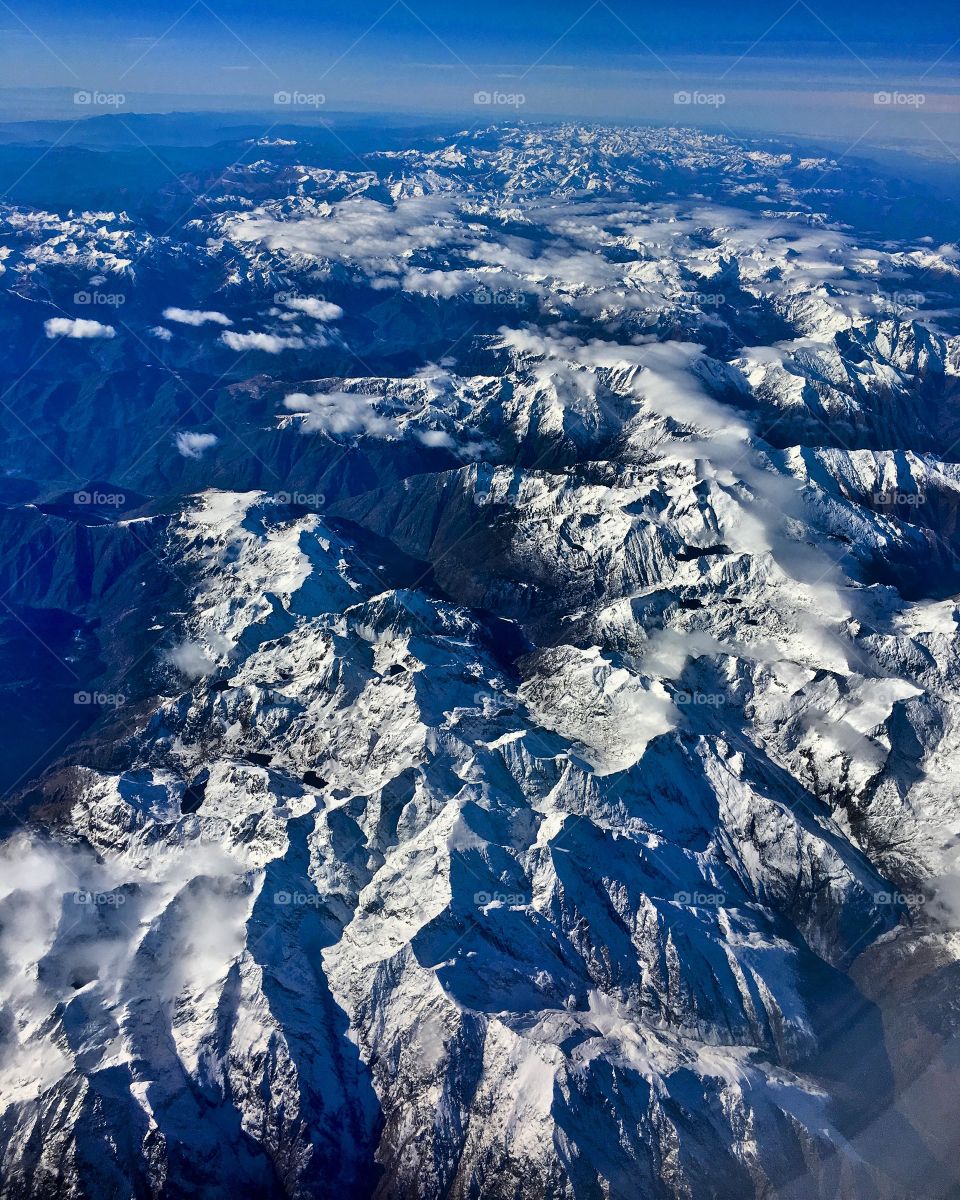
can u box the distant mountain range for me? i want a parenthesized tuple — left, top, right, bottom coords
(0, 121, 958, 1199)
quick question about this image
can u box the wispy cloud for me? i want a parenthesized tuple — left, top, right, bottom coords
(163, 307, 233, 327)
(221, 330, 305, 353)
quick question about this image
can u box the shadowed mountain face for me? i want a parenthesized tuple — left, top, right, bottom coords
(0, 120, 959, 1199)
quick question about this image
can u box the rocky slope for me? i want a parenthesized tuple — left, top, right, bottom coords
(0, 122, 959, 1199)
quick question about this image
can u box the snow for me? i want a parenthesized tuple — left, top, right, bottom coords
(3, 120, 960, 1200)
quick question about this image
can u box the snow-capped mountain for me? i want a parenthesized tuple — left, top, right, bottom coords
(0, 122, 959, 1199)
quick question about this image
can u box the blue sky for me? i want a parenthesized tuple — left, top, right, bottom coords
(0, 0, 957, 146)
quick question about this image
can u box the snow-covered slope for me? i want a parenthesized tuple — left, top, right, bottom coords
(1, 123, 959, 1199)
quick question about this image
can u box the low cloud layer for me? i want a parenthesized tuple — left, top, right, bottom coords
(283, 391, 401, 438)
(221, 330, 305, 353)
(175, 431, 219, 459)
(163, 307, 232, 327)
(282, 296, 342, 321)
(165, 639, 217, 678)
(44, 317, 115, 339)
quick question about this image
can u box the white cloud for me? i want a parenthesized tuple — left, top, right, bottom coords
(175, 431, 219, 459)
(283, 391, 401, 438)
(150, 325, 173, 341)
(165, 640, 217, 678)
(519, 646, 676, 775)
(225, 196, 461, 282)
(496, 326, 856, 651)
(0, 830, 252, 1101)
(162, 307, 233, 327)
(221, 330, 305, 353)
(282, 296, 343, 320)
(44, 317, 115, 340)
(417, 429, 455, 448)
(223, 189, 935, 341)
(401, 269, 474, 298)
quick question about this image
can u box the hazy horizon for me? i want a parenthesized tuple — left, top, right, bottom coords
(0, 0, 956, 152)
